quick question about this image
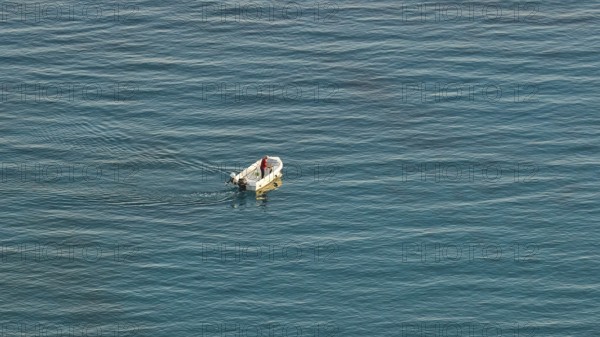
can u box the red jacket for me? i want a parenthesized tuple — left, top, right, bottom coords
(260, 158, 268, 169)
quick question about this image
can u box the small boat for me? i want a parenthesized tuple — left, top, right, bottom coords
(230, 156, 283, 191)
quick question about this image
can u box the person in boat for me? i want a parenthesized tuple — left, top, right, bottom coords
(260, 156, 269, 178)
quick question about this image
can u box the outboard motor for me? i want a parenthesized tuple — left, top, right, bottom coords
(229, 172, 246, 191)
(238, 178, 247, 191)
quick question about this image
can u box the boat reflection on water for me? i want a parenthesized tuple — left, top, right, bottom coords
(230, 177, 283, 209)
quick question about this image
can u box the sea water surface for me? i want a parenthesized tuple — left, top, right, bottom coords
(0, 1, 599, 336)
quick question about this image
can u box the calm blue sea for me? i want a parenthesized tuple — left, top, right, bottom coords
(0, 1, 598, 336)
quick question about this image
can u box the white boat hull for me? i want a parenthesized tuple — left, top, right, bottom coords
(232, 156, 283, 191)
